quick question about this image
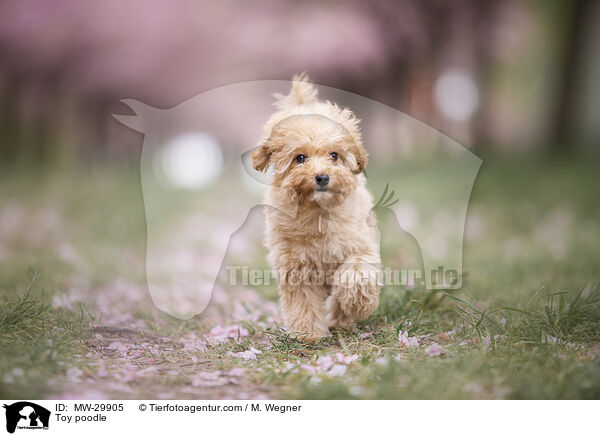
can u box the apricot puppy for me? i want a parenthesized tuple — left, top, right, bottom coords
(252, 75, 381, 340)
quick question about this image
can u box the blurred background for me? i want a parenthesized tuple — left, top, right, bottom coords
(0, 0, 599, 166)
(1, 0, 600, 401)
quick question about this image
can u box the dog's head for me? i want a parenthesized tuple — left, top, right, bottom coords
(252, 75, 368, 209)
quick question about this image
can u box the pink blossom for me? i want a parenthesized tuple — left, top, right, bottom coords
(179, 333, 208, 352)
(55, 390, 108, 400)
(195, 371, 220, 381)
(326, 364, 347, 377)
(335, 353, 359, 364)
(107, 342, 128, 351)
(398, 330, 420, 347)
(66, 367, 83, 382)
(105, 382, 134, 393)
(96, 365, 109, 377)
(439, 330, 455, 341)
(542, 335, 559, 344)
(425, 342, 445, 357)
(299, 353, 358, 376)
(226, 368, 245, 377)
(299, 363, 317, 374)
(209, 324, 249, 342)
(316, 355, 335, 370)
(231, 347, 262, 360)
(117, 363, 141, 382)
(191, 370, 240, 387)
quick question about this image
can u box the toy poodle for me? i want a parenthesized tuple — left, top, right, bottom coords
(252, 74, 381, 340)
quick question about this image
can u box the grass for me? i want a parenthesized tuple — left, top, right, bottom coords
(0, 156, 599, 399)
(0, 271, 92, 398)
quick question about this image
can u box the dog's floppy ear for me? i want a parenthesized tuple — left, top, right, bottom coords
(252, 140, 273, 172)
(351, 142, 368, 174)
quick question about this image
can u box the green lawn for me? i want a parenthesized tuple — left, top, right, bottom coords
(0, 156, 599, 399)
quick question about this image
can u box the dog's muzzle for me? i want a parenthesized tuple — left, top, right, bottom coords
(315, 174, 329, 189)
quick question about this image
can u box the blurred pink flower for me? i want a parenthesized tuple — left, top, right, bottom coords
(326, 364, 347, 377)
(209, 324, 249, 342)
(398, 330, 420, 347)
(299, 353, 358, 377)
(55, 390, 108, 400)
(66, 367, 83, 383)
(439, 330, 455, 341)
(191, 370, 241, 387)
(335, 353, 359, 365)
(179, 333, 208, 352)
(231, 346, 262, 360)
(425, 342, 445, 357)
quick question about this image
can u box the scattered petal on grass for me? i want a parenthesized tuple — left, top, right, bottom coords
(209, 324, 250, 342)
(66, 367, 84, 382)
(425, 342, 445, 357)
(107, 342, 129, 352)
(226, 368, 245, 377)
(335, 353, 359, 365)
(542, 335, 559, 344)
(105, 382, 134, 393)
(96, 364, 109, 377)
(326, 364, 347, 377)
(298, 353, 358, 377)
(179, 333, 208, 352)
(195, 371, 220, 381)
(55, 390, 109, 400)
(191, 370, 241, 387)
(231, 347, 262, 361)
(398, 330, 420, 347)
(439, 330, 455, 341)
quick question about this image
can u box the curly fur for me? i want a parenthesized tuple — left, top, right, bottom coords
(252, 75, 381, 340)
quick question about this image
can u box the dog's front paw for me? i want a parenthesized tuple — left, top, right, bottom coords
(326, 295, 354, 329)
(285, 319, 330, 342)
(333, 262, 380, 321)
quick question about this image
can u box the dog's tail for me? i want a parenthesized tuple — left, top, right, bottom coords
(274, 73, 319, 109)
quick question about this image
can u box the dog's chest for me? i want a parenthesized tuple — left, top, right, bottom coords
(279, 210, 356, 264)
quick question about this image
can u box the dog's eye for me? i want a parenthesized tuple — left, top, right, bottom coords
(295, 154, 306, 164)
(330, 152, 338, 162)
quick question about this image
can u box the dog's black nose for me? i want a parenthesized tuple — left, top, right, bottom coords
(315, 174, 329, 187)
